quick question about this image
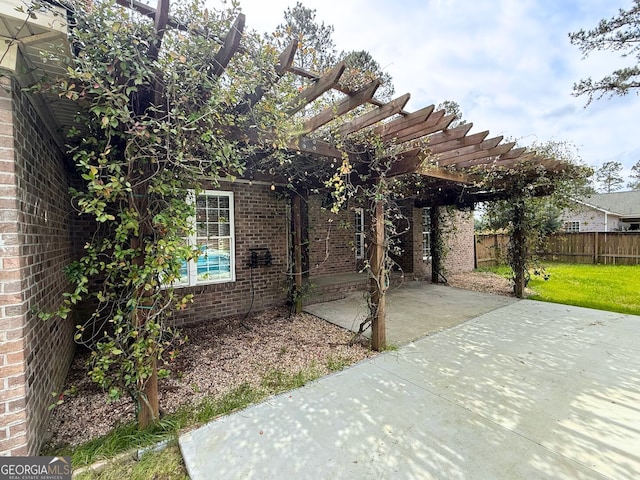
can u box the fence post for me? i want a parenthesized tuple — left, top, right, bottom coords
(594, 232, 598, 264)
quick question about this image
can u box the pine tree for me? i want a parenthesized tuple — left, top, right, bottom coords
(595, 161, 625, 192)
(569, 1, 640, 103)
(628, 159, 640, 190)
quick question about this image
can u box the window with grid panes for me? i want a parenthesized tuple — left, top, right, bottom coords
(564, 221, 580, 233)
(423, 208, 431, 259)
(177, 190, 235, 286)
(355, 208, 365, 259)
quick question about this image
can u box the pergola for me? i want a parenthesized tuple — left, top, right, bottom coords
(0, 0, 582, 430)
(147, 6, 565, 349)
(4, 0, 570, 351)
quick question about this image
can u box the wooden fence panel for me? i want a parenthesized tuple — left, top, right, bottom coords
(475, 233, 509, 267)
(475, 232, 640, 266)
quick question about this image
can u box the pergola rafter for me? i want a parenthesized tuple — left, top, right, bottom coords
(209, 13, 245, 77)
(373, 105, 435, 139)
(114, 1, 560, 183)
(447, 142, 517, 168)
(235, 39, 298, 115)
(428, 130, 489, 155)
(395, 112, 456, 144)
(287, 61, 346, 115)
(337, 93, 410, 136)
(301, 79, 380, 135)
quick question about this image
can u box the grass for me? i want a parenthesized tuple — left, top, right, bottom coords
(45, 363, 337, 478)
(74, 444, 188, 480)
(482, 263, 640, 315)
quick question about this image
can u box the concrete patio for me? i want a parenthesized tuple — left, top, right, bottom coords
(180, 285, 640, 479)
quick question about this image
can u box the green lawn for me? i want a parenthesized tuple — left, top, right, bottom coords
(488, 263, 640, 315)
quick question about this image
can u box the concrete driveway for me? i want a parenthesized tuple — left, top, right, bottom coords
(180, 289, 640, 479)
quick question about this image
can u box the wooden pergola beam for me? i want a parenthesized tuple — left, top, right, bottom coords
(288, 65, 410, 115)
(394, 112, 455, 144)
(235, 40, 298, 114)
(290, 136, 343, 158)
(496, 147, 527, 161)
(383, 148, 473, 184)
(475, 152, 536, 170)
(115, 0, 205, 34)
(338, 93, 411, 137)
(275, 40, 298, 75)
(210, 14, 245, 77)
(287, 61, 346, 115)
(416, 165, 473, 183)
(301, 79, 380, 135)
(384, 148, 422, 177)
(373, 105, 435, 138)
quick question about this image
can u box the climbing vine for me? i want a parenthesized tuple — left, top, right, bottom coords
(35, 0, 301, 427)
(479, 141, 592, 296)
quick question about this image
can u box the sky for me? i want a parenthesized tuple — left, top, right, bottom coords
(216, 0, 640, 185)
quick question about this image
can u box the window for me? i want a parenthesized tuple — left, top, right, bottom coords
(564, 221, 580, 233)
(178, 190, 235, 286)
(354, 208, 365, 259)
(422, 208, 431, 260)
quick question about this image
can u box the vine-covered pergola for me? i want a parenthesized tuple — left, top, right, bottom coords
(126, 3, 565, 350)
(33, 0, 570, 348)
(7, 0, 577, 426)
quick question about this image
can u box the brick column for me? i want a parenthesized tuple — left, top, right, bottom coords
(0, 76, 29, 455)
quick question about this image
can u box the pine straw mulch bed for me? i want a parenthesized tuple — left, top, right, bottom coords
(447, 270, 515, 296)
(44, 270, 513, 451)
(44, 307, 373, 450)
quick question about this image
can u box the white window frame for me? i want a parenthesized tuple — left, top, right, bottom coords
(354, 207, 365, 260)
(564, 221, 580, 233)
(178, 190, 236, 286)
(422, 208, 431, 260)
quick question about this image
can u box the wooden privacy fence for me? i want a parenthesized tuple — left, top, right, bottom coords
(475, 233, 509, 267)
(475, 232, 640, 266)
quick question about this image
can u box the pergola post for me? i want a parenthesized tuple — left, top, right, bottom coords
(370, 182, 386, 351)
(512, 199, 527, 298)
(292, 193, 304, 313)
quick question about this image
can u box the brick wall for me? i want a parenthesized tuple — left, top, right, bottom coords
(0, 77, 76, 455)
(171, 181, 289, 326)
(307, 195, 359, 276)
(411, 207, 431, 279)
(411, 206, 475, 279)
(442, 209, 475, 275)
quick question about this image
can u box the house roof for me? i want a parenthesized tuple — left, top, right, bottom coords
(579, 191, 640, 217)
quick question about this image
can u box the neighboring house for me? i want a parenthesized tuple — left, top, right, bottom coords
(561, 191, 640, 233)
(0, 4, 475, 456)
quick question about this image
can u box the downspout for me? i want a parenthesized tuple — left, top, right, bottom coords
(604, 212, 608, 265)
